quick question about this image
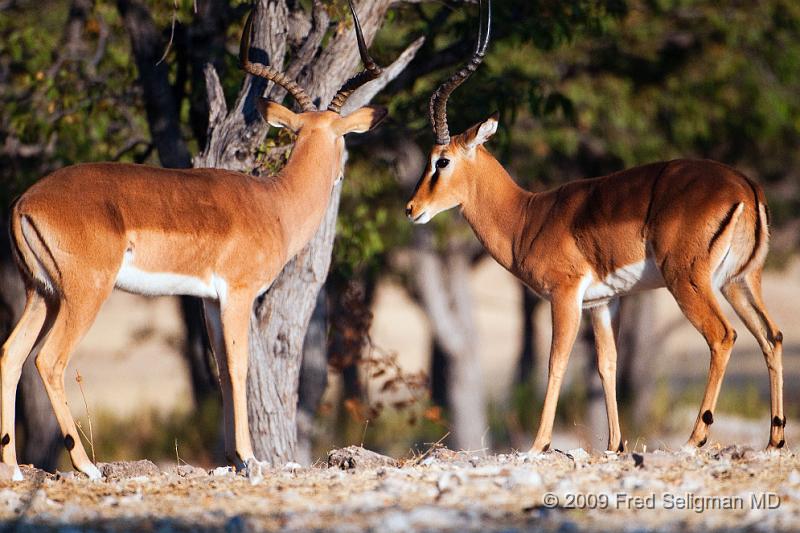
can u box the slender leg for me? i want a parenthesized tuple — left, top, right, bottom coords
(218, 294, 256, 466)
(590, 300, 623, 452)
(202, 298, 236, 462)
(530, 288, 583, 453)
(666, 276, 735, 448)
(0, 289, 49, 476)
(34, 288, 112, 479)
(721, 270, 785, 448)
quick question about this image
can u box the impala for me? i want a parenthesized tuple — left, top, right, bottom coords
(406, 0, 785, 453)
(1, 0, 390, 480)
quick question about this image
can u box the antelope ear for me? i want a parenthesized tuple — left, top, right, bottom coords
(256, 98, 302, 132)
(463, 112, 499, 150)
(333, 106, 388, 135)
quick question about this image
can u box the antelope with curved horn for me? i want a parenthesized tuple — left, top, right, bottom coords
(1, 0, 391, 480)
(406, 0, 785, 453)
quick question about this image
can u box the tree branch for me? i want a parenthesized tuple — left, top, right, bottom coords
(341, 36, 425, 114)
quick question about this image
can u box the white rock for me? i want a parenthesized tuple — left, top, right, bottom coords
(283, 462, 303, 473)
(566, 448, 591, 462)
(212, 466, 234, 477)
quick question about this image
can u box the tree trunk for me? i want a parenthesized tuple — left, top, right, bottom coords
(515, 286, 542, 387)
(194, 0, 421, 463)
(412, 231, 489, 451)
(617, 292, 659, 426)
(296, 288, 328, 465)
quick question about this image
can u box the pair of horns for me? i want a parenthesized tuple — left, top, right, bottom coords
(430, 0, 492, 145)
(240, 0, 382, 114)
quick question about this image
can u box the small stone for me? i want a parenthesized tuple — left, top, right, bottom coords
(327, 446, 397, 470)
(212, 466, 235, 477)
(173, 464, 208, 478)
(566, 448, 590, 463)
(283, 462, 302, 473)
(98, 460, 160, 481)
(56, 471, 76, 481)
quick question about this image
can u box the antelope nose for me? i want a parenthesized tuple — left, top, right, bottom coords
(405, 204, 413, 218)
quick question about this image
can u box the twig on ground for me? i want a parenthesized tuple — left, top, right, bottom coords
(74, 370, 95, 464)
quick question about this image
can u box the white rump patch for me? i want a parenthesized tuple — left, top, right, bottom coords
(115, 250, 219, 299)
(583, 258, 664, 307)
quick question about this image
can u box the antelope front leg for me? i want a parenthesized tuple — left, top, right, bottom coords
(530, 289, 583, 453)
(219, 294, 257, 468)
(590, 301, 623, 452)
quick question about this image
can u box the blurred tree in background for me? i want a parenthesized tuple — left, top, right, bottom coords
(2, 0, 800, 466)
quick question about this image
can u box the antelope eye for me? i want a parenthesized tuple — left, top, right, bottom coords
(435, 158, 450, 169)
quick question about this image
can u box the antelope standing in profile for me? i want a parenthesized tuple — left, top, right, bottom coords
(406, 0, 785, 453)
(1, 1, 392, 480)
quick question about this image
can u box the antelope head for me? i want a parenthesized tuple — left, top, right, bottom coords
(241, 0, 388, 184)
(405, 0, 494, 224)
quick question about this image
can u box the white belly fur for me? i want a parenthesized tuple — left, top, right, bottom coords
(583, 257, 664, 307)
(115, 250, 220, 299)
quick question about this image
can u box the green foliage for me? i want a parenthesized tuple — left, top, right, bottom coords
(0, 1, 150, 207)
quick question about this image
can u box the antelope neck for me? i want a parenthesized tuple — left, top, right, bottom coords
(459, 150, 532, 271)
(267, 130, 339, 259)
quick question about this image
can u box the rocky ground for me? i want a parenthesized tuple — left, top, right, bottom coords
(0, 445, 797, 532)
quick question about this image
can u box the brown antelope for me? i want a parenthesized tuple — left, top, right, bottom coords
(406, 0, 785, 454)
(1, 1, 391, 480)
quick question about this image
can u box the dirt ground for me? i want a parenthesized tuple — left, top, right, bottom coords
(1, 445, 797, 532)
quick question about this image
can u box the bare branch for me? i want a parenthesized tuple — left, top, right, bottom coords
(342, 36, 425, 114)
(157, 0, 179, 66)
(203, 63, 227, 133)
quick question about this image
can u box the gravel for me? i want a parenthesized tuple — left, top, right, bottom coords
(0, 445, 796, 532)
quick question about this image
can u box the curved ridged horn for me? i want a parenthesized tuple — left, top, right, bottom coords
(429, 0, 491, 144)
(327, 0, 383, 113)
(240, 9, 316, 112)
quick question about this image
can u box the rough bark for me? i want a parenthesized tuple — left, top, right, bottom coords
(617, 292, 659, 426)
(296, 288, 328, 465)
(195, 0, 420, 463)
(412, 231, 489, 451)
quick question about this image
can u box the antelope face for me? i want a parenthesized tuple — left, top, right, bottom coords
(406, 113, 499, 224)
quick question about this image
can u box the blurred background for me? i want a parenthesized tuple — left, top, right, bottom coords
(1, 0, 799, 470)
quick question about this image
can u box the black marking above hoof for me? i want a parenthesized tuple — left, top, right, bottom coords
(777, 439, 786, 449)
(732, 330, 738, 342)
(697, 437, 707, 448)
(542, 443, 550, 452)
(773, 416, 786, 428)
(702, 410, 714, 425)
(1, 434, 9, 446)
(632, 453, 643, 468)
(64, 434, 75, 451)
(776, 331, 784, 343)
(617, 442, 625, 453)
